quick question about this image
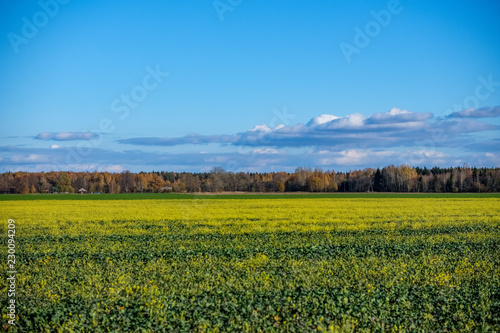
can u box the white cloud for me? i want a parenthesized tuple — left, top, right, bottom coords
(97, 164, 126, 173)
(366, 107, 432, 125)
(402, 150, 450, 166)
(334, 149, 369, 165)
(36, 132, 98, 141)
(249, 124, 272, 132)
(444, 119, 497, 133)
(11, 154, 52, 163)
(307, 114, 340, 126)
(409, 150, 448, 158)
(323, 113, 365, 129)
(50, 144, 61, 149)
(388, 107, 409, 115)
(252, 148, 280, 154)
(316, 149, 397, 166)
(448, 106, 500, 118)
(36, 132, 52, 140)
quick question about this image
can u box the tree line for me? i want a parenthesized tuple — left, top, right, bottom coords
(1, 165, 499, 194)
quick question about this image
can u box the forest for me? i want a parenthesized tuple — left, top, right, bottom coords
(1, 165, 499, 194)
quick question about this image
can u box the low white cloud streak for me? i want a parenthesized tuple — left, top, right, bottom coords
(365, 107, 433, 124)
(36, 132, 98, 141)
(448, 106, 500, 118)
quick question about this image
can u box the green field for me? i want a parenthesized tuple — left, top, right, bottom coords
(1, 192, 499, 201)
(1, 195, 499, 332)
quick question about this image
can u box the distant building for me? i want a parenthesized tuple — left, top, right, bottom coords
(78, 188, 87, 194)
(160, 186, 173, 192)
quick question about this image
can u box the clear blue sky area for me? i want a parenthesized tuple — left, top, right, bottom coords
(1, 0, 499, 172)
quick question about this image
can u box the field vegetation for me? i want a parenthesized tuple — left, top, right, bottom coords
(1, 195, 499, 331)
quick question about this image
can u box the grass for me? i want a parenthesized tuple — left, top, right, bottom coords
(1, 192, 499, 201)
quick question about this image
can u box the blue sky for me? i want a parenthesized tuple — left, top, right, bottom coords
(1, 0, 499, 173)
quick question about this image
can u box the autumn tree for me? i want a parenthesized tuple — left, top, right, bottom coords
(56, 172, 73, 193)
(307, 175, 323, 192)
(121, 171, 135, 193)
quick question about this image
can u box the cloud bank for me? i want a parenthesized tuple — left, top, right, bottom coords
(117, 107, 498, 149)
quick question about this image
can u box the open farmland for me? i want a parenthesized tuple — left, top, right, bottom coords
(1, 194, 499, 332)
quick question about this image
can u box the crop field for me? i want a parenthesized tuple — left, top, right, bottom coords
(1, 195, 499, 332)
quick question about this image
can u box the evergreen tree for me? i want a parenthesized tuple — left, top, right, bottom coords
(373, 168, 383, 192)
